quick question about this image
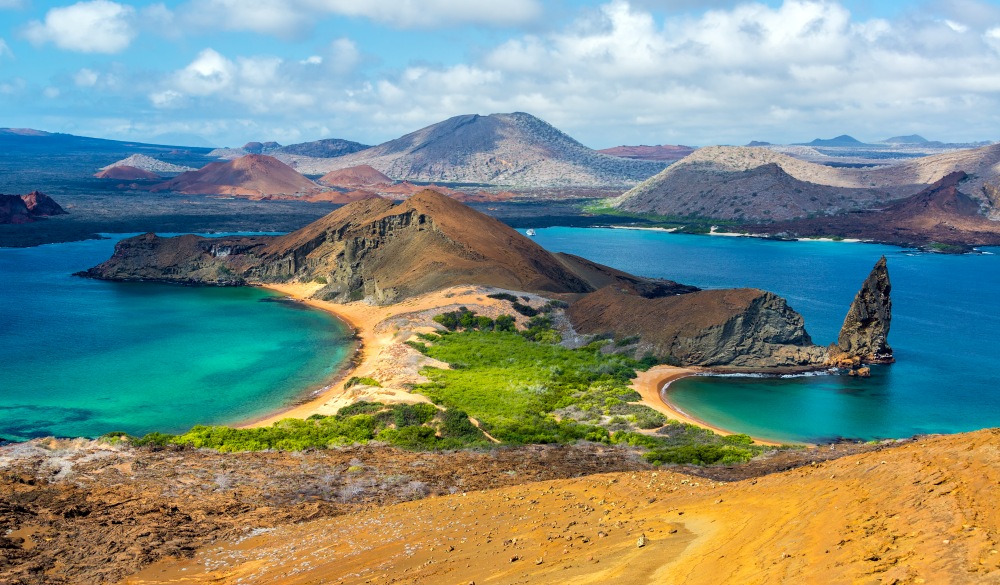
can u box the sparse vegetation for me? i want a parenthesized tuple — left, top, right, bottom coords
(118, 402, 490, 452)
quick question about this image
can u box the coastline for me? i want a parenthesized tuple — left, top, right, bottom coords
(240, 283, 538, 428)
(243, 286, 794, 448)
(630, 365, 786, 447)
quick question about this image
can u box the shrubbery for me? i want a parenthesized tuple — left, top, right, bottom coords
(116, 402, 489, 452)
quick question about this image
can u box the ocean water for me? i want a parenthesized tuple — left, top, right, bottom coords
(0, 236, 352, 442)
(529, 227, 1000, 443)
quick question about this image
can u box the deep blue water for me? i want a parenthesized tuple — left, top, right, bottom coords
(528, 227, 1000, 443)
(0, 236, 352, 442)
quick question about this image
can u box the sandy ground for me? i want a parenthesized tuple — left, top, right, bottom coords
(124, 428, 1000, 585)
(245, 285, 760, 444)
(243, 283, 549, 427)
(630, 366, 784, 447)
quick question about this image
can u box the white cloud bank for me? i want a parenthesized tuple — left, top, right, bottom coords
(177, 0, 543, 37)
(23, 0, 136, 53)
(52, 0, 1000, 146)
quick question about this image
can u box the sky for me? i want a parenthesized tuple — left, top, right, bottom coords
(1, 0, 999, 148)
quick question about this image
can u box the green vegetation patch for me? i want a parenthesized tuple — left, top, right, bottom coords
(113, 402, 489, 452)
(410, 310, 778, 465)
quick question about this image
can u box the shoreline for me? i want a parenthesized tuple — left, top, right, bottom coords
(630, 365, 787, 447)
(239, 283, 536, 428)
(243, 284, 797, 448)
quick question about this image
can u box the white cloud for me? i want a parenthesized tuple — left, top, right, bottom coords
(177, 0, 542, 36)
(23, 1, 136, 53)
(74, 68, 100, 87)
(0, 0, 25, 8)
(77, 0, 1000, 147)
(42, 87, 60, 99)
(0, 38, 12, 59)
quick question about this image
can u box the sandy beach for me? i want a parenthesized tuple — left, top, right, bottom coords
(630, 365, 784, 446)
(242, 283, 544, 427)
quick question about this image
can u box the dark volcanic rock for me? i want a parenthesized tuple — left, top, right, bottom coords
(832, 256, 893, 364)
(567, 285, 826, 369)
(0, 191, 66, 224)
(0, 194, 33, 224)
(20, 191, 67, 216)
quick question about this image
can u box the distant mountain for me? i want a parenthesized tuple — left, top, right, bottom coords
(610, 143, 1000, 222)
(596, 144, 694, 162)
(802, 135, 869, 147)
(209, 138, 370, 161)
(880, 135, 930, 144)
(746, 141, 772, 147)
(318, 165, 392, 189)
(100, 154, 195, 174)
(278, 138, 370, 158)
(151, 155, 320, 198)
(752, 172, 1000, 248)
(286, 112, 668, 188)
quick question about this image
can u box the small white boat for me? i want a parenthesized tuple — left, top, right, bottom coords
(526, 229, 537, 236)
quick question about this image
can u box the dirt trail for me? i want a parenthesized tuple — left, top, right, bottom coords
(125, 429, 1000, 585)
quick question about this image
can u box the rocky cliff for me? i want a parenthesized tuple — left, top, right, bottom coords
(831, 256, 893, 364)
(567, 285, 826, 368)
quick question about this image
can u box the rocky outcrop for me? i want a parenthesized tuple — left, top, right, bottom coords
(831, 256, 893, 364)
(20, 191, 66, 216)
(567, 286, 826, 368)
(0, 191, 66, 224)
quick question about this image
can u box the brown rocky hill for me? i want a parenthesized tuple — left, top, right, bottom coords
(317, 164, 391, 188)
(150, 155, 320, 197)
(126, 428, 1000, 585)
(752, 172, 1000, 248)
(612, 143, 1000, 221)
(82, 190, 889, 370)
(0, 191, 66, 224)
(284, 112, 668, 188)
(567, 286, 825, 368)
(598, 144, 694, 162)
(94, 165, 160, 180)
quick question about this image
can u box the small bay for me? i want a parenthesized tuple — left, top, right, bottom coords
(530, 227, 1000, 443)
(0, 236, 352, 442)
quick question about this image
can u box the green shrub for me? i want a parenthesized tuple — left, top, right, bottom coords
(344, 376, 381, 389)
(487, 292, 518, 302)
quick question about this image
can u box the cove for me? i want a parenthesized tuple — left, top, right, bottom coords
(0, 236, 352, 442)
(530, 227, 1000, 443)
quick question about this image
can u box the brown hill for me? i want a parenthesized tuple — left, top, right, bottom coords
(83, 190, 663, 303)
(752, 172, 1000, 248)
(150, 154, 320, 197)
(94, 165, 160, 180)
(127, 428, 1000, 585)
(598, 144, 695, 161)
(612, 143, 1000, 222)
(317, 164, 391, 188)
(0, 191, 66, 224)
(567, 285, 825, 368)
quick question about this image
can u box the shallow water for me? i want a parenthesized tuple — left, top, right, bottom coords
(529, 227, 1000, 443)
(0, 236, 351, 441)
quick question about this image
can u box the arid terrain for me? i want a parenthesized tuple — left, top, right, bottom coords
(0, 428, 977, 585)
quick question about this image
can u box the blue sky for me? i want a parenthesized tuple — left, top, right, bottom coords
(1, 0, 999, 148)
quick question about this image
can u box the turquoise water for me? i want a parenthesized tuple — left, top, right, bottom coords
(0, 237, 352, 442)
(529, 227, 1000, 443)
